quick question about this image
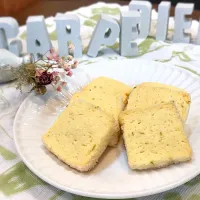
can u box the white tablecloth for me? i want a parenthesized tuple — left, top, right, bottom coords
(1, 2, 200, 200)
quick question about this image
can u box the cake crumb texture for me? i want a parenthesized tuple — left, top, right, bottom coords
(126, 85, 191, 121)
(42, 100, 117, 172)
(120, 102, 192, 170)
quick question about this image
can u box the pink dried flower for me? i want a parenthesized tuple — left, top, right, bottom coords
(61, 82, 67, 87)
(63, 63, 70, 70)
(53, 75, 60, 85)
(37, 71, 54, 85)
(56, 86, 62, 92)
(67, 55, 73, 61)
(49, 48, 54, 54)
(59, 57, 64, 62)
(64, 67, 71, 72)
(71, 60, 78, 69)
(47, 49, 60, 61)
(52, 71, 59, 76)
(15, 46, 79, 96)
(67, 70, 73, 77)
(64, 63, 68, 68)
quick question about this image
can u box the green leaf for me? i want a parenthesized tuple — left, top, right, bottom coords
(85, 61, 97, 65)
(175, 65, 200, 77)
(82, 46, 89, 54)
(156, 51, 192, 63)
(168, 28, 174, 32)
(125, 37, 157, 59)
(185, 175, 200, 186)
(0, 161, 46, 196)
(125, 56, 137, 59)
(149, 44, 169, 52)
(0, 145, 16, 160)
(92, 7, 120, 15)
(172, 51, 192, 62)
(138, 37, 156, 56)
(188, 194, 200, 200)
(68, 40, 73, 45)
(77, 13, 88, 18)
(0, 123, 12, 139)
(163, 192, 182, 200)
(108, 56, 117, 60)
(84, 20, 96, 27)
(46, 23, 53, 28)
(179, 52, 192, 62)
(20, 31, 26, 40)
(49, 31, 57, 40)
(108, 42, 119, 51)
(79, 60, 90, 64)
(49, 190, 65, 200)
(90, 14, 100, 22)
(155, 56, 173, 63)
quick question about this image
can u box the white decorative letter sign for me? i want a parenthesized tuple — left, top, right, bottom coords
(55, 14, 82, 58)
(120, 11, 140, 57)
(0, 1, 200, 61)
(87, 14, 120, 57)
(26, 16, 52, 60)
(129, 0, 152, 39)
(0, 17, 22, 56)
(174, 3, 194, 43)
(156, 1, 171, 41)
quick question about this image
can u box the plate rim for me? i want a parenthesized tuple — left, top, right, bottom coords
(13, 59, 200, 199)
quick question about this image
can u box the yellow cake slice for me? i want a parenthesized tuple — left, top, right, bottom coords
(69, 91, 124, 146)
(126, 85, 191, 121)
(83, 77, 132, 104)
(42, 100, 118, 172)
(119, 102, 192, 170)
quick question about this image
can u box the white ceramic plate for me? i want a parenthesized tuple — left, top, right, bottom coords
(14, 59, 200, 199)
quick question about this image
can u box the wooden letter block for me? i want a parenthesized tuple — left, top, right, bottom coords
(0, 17, 22, 56)
(174, 3, 194, 43)
(87, 14, 120, 57)
(26, 16, 52, 60)
(55, 14, 82, 58)
(156, 1, 171, 41)
(120, 11, 140, 57)
(129, 0, 152, 39)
